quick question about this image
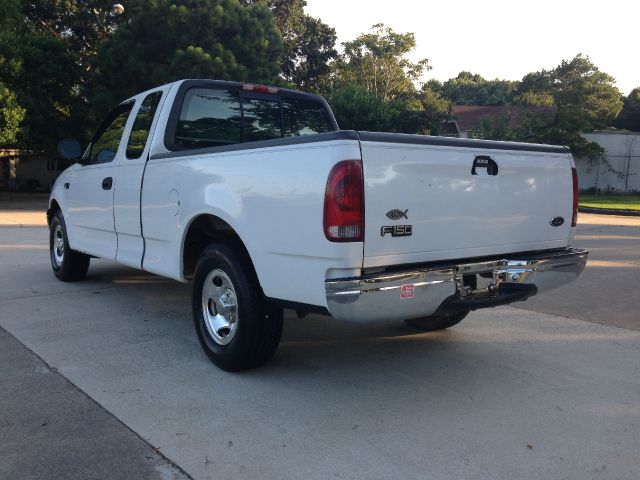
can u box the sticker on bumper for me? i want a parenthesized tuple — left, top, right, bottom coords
(401, 284, 415, 299)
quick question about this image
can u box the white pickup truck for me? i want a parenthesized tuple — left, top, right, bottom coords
(49, 79, 587, 371)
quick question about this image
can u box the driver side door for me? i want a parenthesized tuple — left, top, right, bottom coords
(66, 102, 134, 260)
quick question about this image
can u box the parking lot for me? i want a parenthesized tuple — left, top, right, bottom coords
(1, 195, 639, 480)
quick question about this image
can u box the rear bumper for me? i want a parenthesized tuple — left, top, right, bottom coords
(325, 248, 587, 322)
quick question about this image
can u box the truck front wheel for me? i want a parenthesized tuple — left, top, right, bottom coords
(49, 211, 90, 282)
(192, 240, 283, 371)
(405, 311, 469, 331)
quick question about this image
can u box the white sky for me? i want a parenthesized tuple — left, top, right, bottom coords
(305, 0, 639, 95)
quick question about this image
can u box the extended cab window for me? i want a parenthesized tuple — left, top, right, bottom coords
(175, 88, 241, 148)
(87, 104, 133, 164)
(126, 91, 163, 159)
(173, 86, 334, 150)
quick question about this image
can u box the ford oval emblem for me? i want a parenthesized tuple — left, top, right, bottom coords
(550, 216, 564, 227)
(386, 209, 408, 220)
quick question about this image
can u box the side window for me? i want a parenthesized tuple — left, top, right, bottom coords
(175, 88, 241, 148)
(282, 98, 333, 137)
(88, 104, 133, 164)
(126, 91, 163, 159)
(241, 97, 282, 142)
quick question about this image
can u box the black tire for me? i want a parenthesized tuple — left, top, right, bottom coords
(49, 211, 90, 282)
(405, 310, 470, 332)
(192, 240, 283, 371)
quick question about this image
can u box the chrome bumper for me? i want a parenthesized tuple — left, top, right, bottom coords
(326, 248, 588, 322)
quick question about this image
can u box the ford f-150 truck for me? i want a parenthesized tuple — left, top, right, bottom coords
(48, 79, 587, 371)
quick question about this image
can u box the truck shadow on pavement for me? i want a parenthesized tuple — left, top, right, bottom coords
(79, 261, 635, 377)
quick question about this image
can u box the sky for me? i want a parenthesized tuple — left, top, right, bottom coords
(305, 0, 639, 95)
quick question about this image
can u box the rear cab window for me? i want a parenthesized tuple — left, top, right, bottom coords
(169, 82, 336, 150)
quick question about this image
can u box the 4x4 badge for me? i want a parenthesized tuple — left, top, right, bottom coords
(386, 209, 408, 220)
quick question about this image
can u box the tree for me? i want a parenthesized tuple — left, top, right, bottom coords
(418, 83, 451, 135)
(326, 84, 402, 132)
(1, 0, 22, 25)
(497, 54, 623, 155)
(441, 72, 517, 106)
(0, 27, 79, 150)
(240, 0, 337, 90)
(285, 15, 337, 91)
(0, 83, 25, 145)
(551, 54, 622, 133)
(88, 0, 283, 116)
(20, 0, 128, 74)
(615, 88, 640, 132)
(468, 113, 520, 141)
(337, 23, 429, 102)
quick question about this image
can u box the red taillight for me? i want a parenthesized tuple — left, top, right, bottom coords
(324, 160, 364, 242)
(571, 167, 579, 227)
(242, 83, 279, 94)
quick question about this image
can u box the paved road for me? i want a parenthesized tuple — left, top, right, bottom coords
(0, 328, 188, 480)
(0, 196, 639, 479)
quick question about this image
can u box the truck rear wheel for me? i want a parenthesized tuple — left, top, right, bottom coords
(192, 240, 283, 371)
(405, 310, 469, 331)
(49, 211, 90, 282)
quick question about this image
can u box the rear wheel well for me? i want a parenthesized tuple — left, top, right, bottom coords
(182, 215, 253, 280)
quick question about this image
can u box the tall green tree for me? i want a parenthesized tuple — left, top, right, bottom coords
(328, 24, 445, 134)
(472, 54, 623, 156)
(0, 83, 25, 146)
(468, 113, 520, 141)
(327, 84, 402, 132)
(240, 0, 337, 90)
(0, 0, 25, 146)
(22, 0, 126, 66)
(418, 83, 451, 135)
(0, 25, 79, 150)
(615, 87, 640, 132)
(336, 23, 429, 102)
(20, 0, 129, 81)
(285, 15, 337, 91)
(551, 54, 622, 133)
(441, 72, 517, 106)
(89, 0, 283, 115)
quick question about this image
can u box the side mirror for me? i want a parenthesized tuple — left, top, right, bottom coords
(58, 138, 82, 161)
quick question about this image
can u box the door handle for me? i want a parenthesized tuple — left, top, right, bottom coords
(471, 155, 499, 176)
(102, 177, 113, 190)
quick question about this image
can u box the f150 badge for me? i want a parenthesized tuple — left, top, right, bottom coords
(381, 225, 412, 237)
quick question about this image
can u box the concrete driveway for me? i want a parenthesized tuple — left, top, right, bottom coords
(0, 196, 638, 480)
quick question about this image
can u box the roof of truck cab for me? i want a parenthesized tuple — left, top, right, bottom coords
(122, 79, 322, 104)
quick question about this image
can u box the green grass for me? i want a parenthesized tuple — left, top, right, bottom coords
(579, 195, 640, 211)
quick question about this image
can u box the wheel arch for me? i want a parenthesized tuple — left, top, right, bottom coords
(181, 213, 257, 282)
(47, 198, 62, 226)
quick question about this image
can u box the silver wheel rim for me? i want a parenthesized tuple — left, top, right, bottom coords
(52, 224, 64, 267)
(201, 269, 238, 346)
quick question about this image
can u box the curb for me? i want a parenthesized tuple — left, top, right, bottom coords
(578, 207, 640, 217)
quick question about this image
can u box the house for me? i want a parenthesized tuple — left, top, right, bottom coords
(0, 149, 68, 192)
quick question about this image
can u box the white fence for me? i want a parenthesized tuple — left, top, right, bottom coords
(575, 131, 640, 193)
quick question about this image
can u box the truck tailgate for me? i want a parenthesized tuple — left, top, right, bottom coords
(360, 133, 574, 268)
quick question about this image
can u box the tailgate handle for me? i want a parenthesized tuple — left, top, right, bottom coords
(471, 155, 499, 176)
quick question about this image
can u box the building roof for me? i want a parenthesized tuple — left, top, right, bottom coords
(452, 105, 555, 132)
